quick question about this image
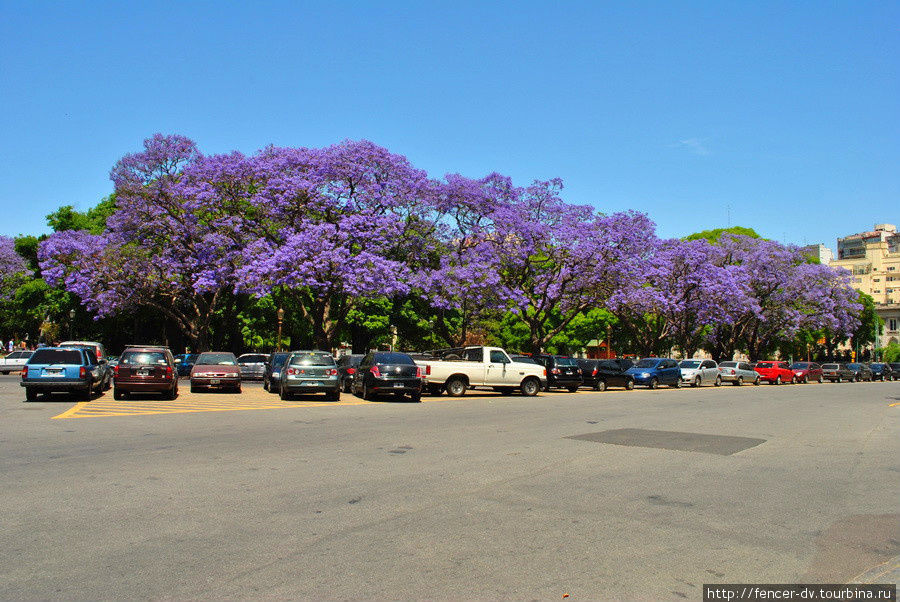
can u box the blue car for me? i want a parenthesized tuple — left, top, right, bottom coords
(624, 358, 682, 389)
(174, 353, 198, 377)
(21, 347, 104, 401)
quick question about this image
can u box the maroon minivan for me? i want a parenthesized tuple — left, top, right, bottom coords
(113, 346, 178, 399)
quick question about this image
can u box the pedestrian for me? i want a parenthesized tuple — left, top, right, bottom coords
(6, 339, 12, 353)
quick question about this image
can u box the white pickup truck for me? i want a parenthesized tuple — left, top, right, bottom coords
(415, 346, 547, 397)
(0, 350, 33, 374)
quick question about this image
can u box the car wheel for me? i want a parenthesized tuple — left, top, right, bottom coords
(427, 384, 444, 396)
(671, 378, 680, 388)
(734, 376, 743, 386)
(753, 377, 760, 386)
(624, 379, 634, 391)
(234, 384, 242, 394)
(280, 386, 292, 401)
(594, 380, 606, 392)
(775, 375, 782, 385)
(114, 388, 123, 400)
(325, 390, 339, 401)
(818, 375, 823, 383)
(836, 376, 841, 383)
(410, 392, 422, 403)
(714, 375, 722, 387)
(25, 387, 37, 401)
(361, 382, 373, 401)
(567, 385, 580, 393)
(343, 378, 353, 393)
(79, 387, 92, 401)
(520, 378, 540, 397)
(649, 377, 658, 390)
(445, 377, 467, 397)
(263, 380, 269, 392)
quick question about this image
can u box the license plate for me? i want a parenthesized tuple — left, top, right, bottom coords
(394, 382, 404, 388)
(210, 379, 220, 385)
(44, 369, 64, 377)
(309, 381, 322, 386)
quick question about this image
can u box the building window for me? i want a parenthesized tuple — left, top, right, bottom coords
(889, 319, 898, 331)
(874, 278, 880, 282)
(889, 266, 897, 271)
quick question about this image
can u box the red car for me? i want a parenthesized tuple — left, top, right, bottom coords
(788, 362, 824, 384)
(754, 361, 796, 385)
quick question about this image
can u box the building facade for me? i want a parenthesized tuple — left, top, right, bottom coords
(830, 223, 900, 349)
(800, 243, 834, 265)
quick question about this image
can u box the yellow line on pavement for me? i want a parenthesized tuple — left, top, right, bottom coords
(889, 401, 900, 407)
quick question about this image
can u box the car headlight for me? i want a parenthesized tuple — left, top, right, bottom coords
(640, 372, 651, 377)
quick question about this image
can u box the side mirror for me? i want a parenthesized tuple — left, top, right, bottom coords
(174, 358, 182, 364)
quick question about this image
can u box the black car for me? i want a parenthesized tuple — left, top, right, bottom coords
(510, 355, 541, 365)
(175, 353, 198, 377)
(337, 354, 364, 393)
(846, 363, 874, 382)
(576, 359, 635, 391)
(890, 363, 900, 380)
(531, 355, 583, 392)
(263, 352, 290, 393)
(351, 352, 423, 402)
(868, 363, 894, 381)
(821, 363, 857, 382)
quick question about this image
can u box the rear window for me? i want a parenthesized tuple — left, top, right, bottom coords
(556, 357, 577, 367)
(269, 353, 289, 368)
(756, 362, 774, 368)
(290, 353, 335, 367)
(822, 364, 838, 369)
(120, 351, 168, 365)
(238, 354, 268, 364)
(29, 349, 84, 364)
(196, 353, 237, 365)
(374, 353, 415, 365)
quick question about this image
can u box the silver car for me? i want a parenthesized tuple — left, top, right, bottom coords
(717, 361, 761, 386)
(679, 359, 721, 387)
(237, 353, 268, 381)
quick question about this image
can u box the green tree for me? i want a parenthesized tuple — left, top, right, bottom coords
(684, 226, 761, 243)
(46, 195, 117, 234)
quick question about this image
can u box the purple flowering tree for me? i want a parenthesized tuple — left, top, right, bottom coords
(40, 134, 250, 351)
(0, 236, 31, 300)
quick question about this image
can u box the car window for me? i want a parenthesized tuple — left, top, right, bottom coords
(634, 359, 659, 368)
(290, 352, 335, 366)
(374, 353, 415, 365)
(29, 349, 84, 364)
(556, 357, 577, 366)
(121, 351, 168, 365)
(464, 348, 483, 362)
(196, 353, 237, 365)
(719, 361, 736, 368)
(598, 361, 617, 370)
(489, 350, 509, 364)
(756, 362, 773, 368)
(822, 364, 838, 369)
(679, 360, 701, 368)
(238, 354, 268, 364)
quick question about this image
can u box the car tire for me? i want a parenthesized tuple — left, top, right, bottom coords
(734, 376, 743, 386)
(671, 378, 680, 388)
(836, 376, 841, 383)
(649, 377, 658, 390)
(79, 386, 92, 401)
(25, 387, 37, 401)
(361, 382, 373, 401)
(714, 375, 722, 387)
(818, 375, 823, 383)
(624, 379, 634, 390)
(567, 385, 579, 393)
(691, 377, 700, 388)
(445, 377, 467, 397)
(427, 384, 444, 396)
(263, 380, 269, 392)
(104, 376, 112, 391)
(280, 386, 292, 401)
(343, 379, 353, 394)
(595, 380, 606, 392)
(113, 388, 123, 400)
(520, 378, 540, 397)
(325, 390, 339, 401)
(410, 392, 422, 403)
(753, 377, 760, 385)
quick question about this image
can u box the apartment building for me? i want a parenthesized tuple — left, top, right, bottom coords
(830, 223, 900, 348)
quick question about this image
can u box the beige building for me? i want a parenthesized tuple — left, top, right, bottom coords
(830, 223, 900, 348)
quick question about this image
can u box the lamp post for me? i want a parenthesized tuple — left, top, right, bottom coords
(606, 324, 612, 359)
(276, 307, 284, 352)
(68, 309, 75, 340)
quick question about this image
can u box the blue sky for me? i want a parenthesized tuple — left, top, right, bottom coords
(1, 1, 897, 251)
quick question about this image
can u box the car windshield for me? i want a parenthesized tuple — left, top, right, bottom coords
(238, 354, 268, 364)
(374, 353, 414, 365)
(196, 353, 237, 365)
(822, 364, 838, 369)
(120, 351, 167, 365)
(847, 364, 861, 369)
(679, 360, 701, 368)
(556, 357, 577, 366)
(29, 349, 83, 364)
(719, 362, 737, 367)
(289, 353, 335, 366)
(871, 364, 885, 368)
(756, 362, 774, 368)
(634, 359, 659, 368)
(790, 363, 810, 369)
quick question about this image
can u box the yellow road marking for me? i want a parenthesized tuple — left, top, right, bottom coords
(889, 401, 900, 407)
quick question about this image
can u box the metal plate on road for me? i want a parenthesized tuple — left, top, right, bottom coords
(566, 428, 766, 456)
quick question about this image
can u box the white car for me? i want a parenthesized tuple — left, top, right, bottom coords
(679, 359, 721, 387)
(415, 346, 547, 397)
(717, 361, 761, 386)
(0, 350, 33, 374)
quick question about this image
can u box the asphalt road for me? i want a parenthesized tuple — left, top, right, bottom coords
(1, 373, 898, 600)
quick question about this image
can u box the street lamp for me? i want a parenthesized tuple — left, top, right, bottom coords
(276, 307, 284, 352)
(68, 308, 75, 340)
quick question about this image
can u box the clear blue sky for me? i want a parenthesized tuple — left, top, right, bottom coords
(1, 1, 897, 251)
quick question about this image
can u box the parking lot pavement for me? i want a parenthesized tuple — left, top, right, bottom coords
(0, 374, 898, 599)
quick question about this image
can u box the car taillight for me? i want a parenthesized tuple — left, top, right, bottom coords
(113, 365, 119, 377)
(415, 366, 423, 378)
(79, 366, 86, 379)
(551, 368, 560, 375)
(21, 366, 27, 378)
(287, 368, 300, 375)
(346, 367, 356, 375)
(324, 368, 337, 376)
(543, 369, 547, 377)
(730, 369, 735, 374)
(165, 365, 173, 378)
(592, 368, 598, 376)
(96, 348, 102, 361)
(425, 365, 431, 376)
(370, 365, 381, 378)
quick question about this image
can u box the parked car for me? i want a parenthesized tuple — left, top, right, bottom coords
(868, 363, 894, 381)
(280, 351, 340, 401)
(337, 354, 364, 393)
(351, 351, 423, 402)
(237, 353, 268, 381)
(414, 346, 546, 397)
(174, 353, 198, 377)
(531, 355, 583, 392)
(0, 350, 33, 374)
(821, 363, 856, 382)
(624, 358, 681, 389)
(263, 352, 290, 393)
(113, 346, 178, 400)
(754, 361, 796, 385)
(679, 359, 721, 387)
(510, 355, 541, 365)
(891, 363, 900, 379)
(717, 361, 761, 386)
(788, 362, 824, 384)
(59, 340, 112, 390)
(21, 346, 103, 401)
(846, 363, 874, 382)
(576, 358, 635, 391)
(190, 352, 241, 393)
